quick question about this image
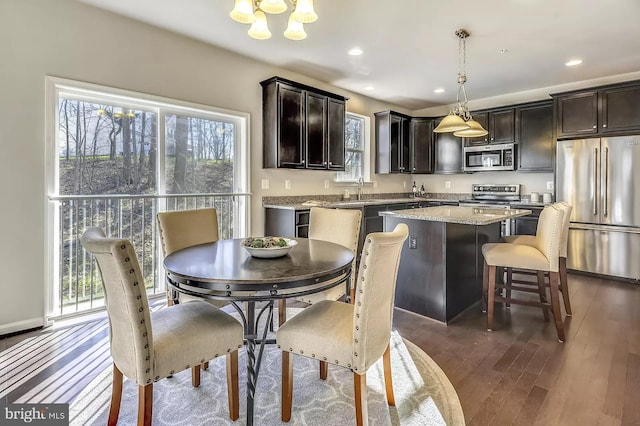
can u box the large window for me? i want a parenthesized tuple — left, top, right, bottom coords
(46, 77, 249, 318)
(336, 112, 370, 182)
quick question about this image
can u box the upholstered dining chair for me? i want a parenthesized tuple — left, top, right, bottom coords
(503, 202, 574, 315)
(157, 208, 227, 308)
(482, 204, 566, 341)
(278, 207, 362, 379)
(81, 227, 244, 426)
(276, 223, 408, 425)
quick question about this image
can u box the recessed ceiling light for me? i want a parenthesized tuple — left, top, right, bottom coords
(434, 88, 445, 94)
(348, 47, 363, 56)
(364, 85, 375, 91)
(565, 59, 583, 67)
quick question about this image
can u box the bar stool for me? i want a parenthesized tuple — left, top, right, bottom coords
(503, 202, 573, 315)
(481, 204, 566, 341)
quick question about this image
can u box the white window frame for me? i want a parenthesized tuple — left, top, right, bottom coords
(335, 112, 371, 183)
(44, 76, 250, 319)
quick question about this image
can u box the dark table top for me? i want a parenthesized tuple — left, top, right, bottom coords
(164, 238, 354, 299)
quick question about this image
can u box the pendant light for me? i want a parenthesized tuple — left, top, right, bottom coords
(230, 0, 317, 40)
(434, 29, 488, 137)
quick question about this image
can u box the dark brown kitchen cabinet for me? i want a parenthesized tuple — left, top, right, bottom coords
(510, 205, 543, 236)
(517, 101, 554, 172)
(465, 108, 515, 145)
(261, 76, 347, 170)
(410, 118, 434, 174)
(264, 208, 310, 238)
(433, 123, 464, 174)
(375, 111, 411, 174)
(553, 80, 640, 139)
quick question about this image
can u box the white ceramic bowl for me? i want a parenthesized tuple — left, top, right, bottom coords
(243, 238, 298, 259)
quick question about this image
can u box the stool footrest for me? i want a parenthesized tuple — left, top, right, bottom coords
(496, 283, 540, 294)
(494, 296, 551, 309)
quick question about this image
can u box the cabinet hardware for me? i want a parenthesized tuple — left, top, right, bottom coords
(593, 125, 597, 129)
(603, 124, 607, 128)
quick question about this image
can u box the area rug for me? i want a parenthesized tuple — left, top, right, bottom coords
(70, 309, 464, 425)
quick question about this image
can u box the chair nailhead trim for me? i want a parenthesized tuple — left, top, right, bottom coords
(335, 360, 339, 364)
(201, 359, 205, 363)
(121, 245, 126, 249)
(129, 269, 134, 273)
(215, 354, 219, 357)
(155, 376, 160, 380)
(356, 314, 359, 318)
(277, 345, 281, 349)
(347, 364, 351, 368)
(146, 368, 150, 373)
(356, 326, 359, 330)
(355, 339, 358, 343)
(312, 354, 315, 357)
(289, 348, 293, 351)
(227, 348, 231, 352)
(323, 357, 327, 361)
(355, 352, 358, 357)
(186, 365, 189, 369)
(170, 370, 175, 374)
(300, 350, 304, 354)
(124, 257, 130, 262)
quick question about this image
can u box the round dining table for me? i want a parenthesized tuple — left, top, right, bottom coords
(163, 238, 354, 426)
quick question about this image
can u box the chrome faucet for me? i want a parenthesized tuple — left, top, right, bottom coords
(357, 177, 364, 201)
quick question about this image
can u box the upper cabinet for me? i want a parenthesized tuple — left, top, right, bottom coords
(553, 81, 640, 139)
(410, 118, 434, 174)
(516, 101, 554, 172)
(375, 111, 411, 174)
(465, 107, 515, 145)
(433, 118, 464, 174)
(261, 76, 347, 170)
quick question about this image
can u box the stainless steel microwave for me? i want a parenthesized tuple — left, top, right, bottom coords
(463, 143, 515, 172)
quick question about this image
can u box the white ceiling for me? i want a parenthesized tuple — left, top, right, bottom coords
(77, 0, 640, 110)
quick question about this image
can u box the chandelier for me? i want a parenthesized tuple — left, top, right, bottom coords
(433, 29, 488, 137)
(230, 0, 318, 41)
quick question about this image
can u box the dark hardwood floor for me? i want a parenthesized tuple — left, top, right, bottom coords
(2, 273, 639, 425)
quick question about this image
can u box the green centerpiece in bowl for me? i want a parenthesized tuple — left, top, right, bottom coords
(242, 237, 297, 258)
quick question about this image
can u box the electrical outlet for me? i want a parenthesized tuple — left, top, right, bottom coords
(285, 180, 291, 190)
(324, 179, 330, 189)
(403, 181, 407, 188)
(261, 179, 269, 190)
(445, 181, 451, 189)
(547, 181, 554, 190)
(373, 181, 378, 188)
(409, 236, 417, 249)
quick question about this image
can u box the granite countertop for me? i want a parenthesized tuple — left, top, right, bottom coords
(263, 197, 433, 210)
(380, 206, 532, 226)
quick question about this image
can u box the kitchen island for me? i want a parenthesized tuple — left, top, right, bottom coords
(381, 206, 531, 323)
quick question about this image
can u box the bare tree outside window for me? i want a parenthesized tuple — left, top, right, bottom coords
(337, 113, 368, 182)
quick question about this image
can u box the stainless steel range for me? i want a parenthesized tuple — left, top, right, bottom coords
(459, 184, 521, 236)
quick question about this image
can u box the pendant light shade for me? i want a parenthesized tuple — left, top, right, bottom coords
(433, 113, 470, 133)
(453, 119, 489, 137)
(260, 0, 288, 14)
(230, 0, 256, 23)
(433, 29, 487, 136)
(292, 0, 318, 23)
(284, 14, 307, 40)
(248, 10, 272, 39)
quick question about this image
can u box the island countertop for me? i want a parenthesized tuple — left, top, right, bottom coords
(380, 206, 532, 225)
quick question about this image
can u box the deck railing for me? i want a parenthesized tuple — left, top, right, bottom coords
(48, 193, 250, 318)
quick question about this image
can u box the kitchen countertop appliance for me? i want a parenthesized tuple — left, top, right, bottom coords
(459, 184, 521, 236)
(556, 136, 640, 281)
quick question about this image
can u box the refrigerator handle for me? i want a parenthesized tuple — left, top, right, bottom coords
(593, 147, 598, 215)
(603, 147, 608, 216)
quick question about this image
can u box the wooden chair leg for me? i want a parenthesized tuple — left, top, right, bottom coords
(108, 363, 123, 426)
(350, 286, 356, 304)
(482, 260, 489, 313)
(537, 271, 550, 322)
(203, 361, 209, 370)
(226, 351, 239, 421)
(191, 365, 200, 387)
(549, 272, 566, 342)
(382, 343, 395, 406)
(560, 257, 572, 316)
(354, 372, 368, 426)
(487, 265, 496, 331)
(137, 383, 152, 426)
(319, 360, 328, 380)
(282, 351, 293, 422)
(505, 267, 513, 308)
(279, 299, 287, 327)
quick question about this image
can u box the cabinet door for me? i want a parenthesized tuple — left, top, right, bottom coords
(555, 91, 598, 138)
(465, 112, 489, 145)
(305, 92, 327, 169)
(434, 130, 463, 174)
(517, 102, 554, 172)
(327, 98, 346, 170)
(400, 117, 411, 173)
(599, 85, 640, 134)
(389, 115, 403, 173)
(277, 84, 305, 167)
(410, 119, 433, 174)
(512, 217, 538, 236)
(490, 108, 515, 144)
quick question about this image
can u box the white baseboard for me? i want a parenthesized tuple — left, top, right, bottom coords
(0, 317, 45, 336)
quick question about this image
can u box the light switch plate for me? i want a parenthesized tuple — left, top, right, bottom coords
(261, 179, 269, 190)
(445, 181, 451, 189)
(324, 179, 330, 189)
(547, 181, 554, 190)
(285, 180, 291, 190)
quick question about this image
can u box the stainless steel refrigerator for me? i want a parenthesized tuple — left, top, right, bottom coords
(556, 136, 640, 280)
